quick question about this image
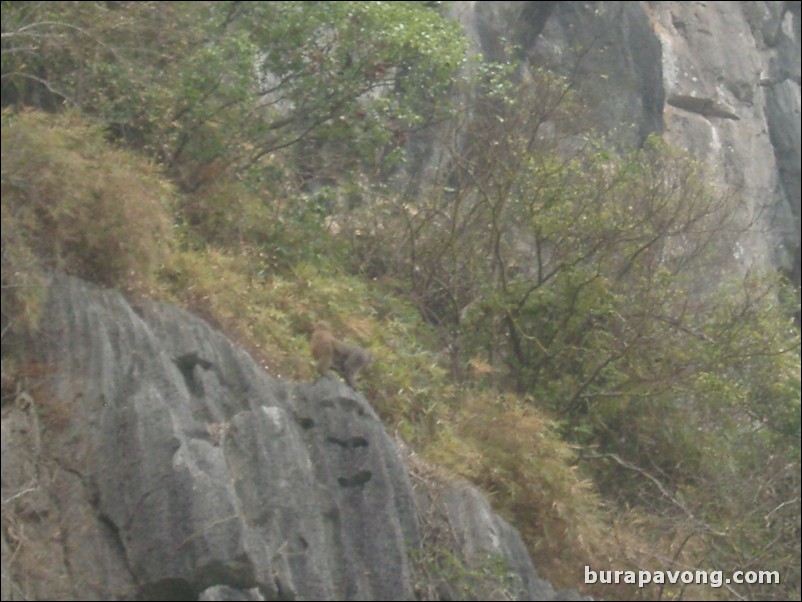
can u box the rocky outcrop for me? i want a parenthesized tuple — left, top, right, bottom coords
(1, 274, 572, 600)
(451, 0, 801, 284)
(408, 463, 580, 602)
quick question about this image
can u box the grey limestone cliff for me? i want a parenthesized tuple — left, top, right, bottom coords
(1, 274, 574, 600)
(451, 1, 800, 284)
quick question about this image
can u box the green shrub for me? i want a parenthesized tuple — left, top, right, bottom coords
(1, 110, 173, 290)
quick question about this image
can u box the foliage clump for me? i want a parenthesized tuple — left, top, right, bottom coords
(1, 1, 466, 190)
(1, 110, 172, 291)
(347, 69, 801, 599)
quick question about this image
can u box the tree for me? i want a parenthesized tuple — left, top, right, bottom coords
(2, 1, 466, 189)
(351, 68, 801, 598)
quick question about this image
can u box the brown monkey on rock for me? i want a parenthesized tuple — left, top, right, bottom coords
(310, 321, 372, 390)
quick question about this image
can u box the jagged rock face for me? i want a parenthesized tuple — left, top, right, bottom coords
(1, 274, 572, 601)
(451, 1, 801, 284)
(11, 274, 419, 600)
(409, 473, 578, 601)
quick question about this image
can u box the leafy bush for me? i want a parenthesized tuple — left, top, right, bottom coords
(350, 72, 801, 598)
(1, 1, 466, 191)
(1, 110, 173, 290)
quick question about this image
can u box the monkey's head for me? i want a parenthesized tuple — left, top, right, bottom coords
(313, 321, 332, 334)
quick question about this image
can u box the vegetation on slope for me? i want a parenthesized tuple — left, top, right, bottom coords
(2, 2, 799, 600)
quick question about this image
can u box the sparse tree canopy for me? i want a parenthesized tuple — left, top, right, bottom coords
(2, 1, 465, 187)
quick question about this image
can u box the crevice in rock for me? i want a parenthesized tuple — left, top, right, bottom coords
(337, 470, 372, 488)
(326, 436, 369, 449)
(138, 577, 195, 602)
(293, 415, 315, 430)
(667, 94, 740, 119)
(173, 352, 214, 397)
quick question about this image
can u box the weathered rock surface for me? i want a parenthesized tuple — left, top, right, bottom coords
(451, 0, 801, 284)
(408, 464, 569, 602)
(1, 274, 573, 600)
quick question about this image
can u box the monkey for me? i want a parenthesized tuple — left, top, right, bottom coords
(310, 321, 372, 390)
